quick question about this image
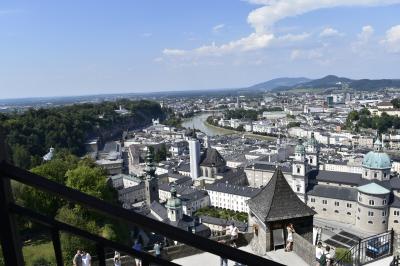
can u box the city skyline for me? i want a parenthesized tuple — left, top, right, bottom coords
(1, 0, 400, 99)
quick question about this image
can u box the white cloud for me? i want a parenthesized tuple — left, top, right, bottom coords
(163, 49, 187, 56)
(381, 25, 400, 53)
(319, 27, 341, 37)
(162, 0, 400, 58)
(278, 32, 310, 42)
(291, 49, 323, 60)
(142, 33, 153, 38)
(358, 25, 374, 41)
(351, 25, 374, 54)
(212, 24, 225, 33)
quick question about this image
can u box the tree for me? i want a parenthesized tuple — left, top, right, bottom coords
(12, 144, 31, 169)
(391, 98, 400, 108)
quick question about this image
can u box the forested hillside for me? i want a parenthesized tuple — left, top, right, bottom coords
(0, 99, 165, 169)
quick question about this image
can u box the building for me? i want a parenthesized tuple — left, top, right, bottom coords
(143, 150, 159, 205)
(248, 167, 315, 254)
(205, 183, 260, 213)
(188, 138, 200, 179)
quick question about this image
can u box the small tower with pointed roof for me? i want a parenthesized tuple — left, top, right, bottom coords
(144, 148, 159, 205)
(248, 167, 315, 254)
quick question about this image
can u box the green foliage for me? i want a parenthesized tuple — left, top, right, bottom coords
(0, 100, 164, 169)
(346, 109, 400, 133)
(236, 125, 245, 132)
(259, 107, 283, 113)
(391, 98, 400, 108)
(335, 247, 351, 263)
(154, 143, 168, 163)
(194, 207, 248, 222)
(22, 241, 55, 266)
(32, 257, 53, 266)
(224, 109, 258, 120)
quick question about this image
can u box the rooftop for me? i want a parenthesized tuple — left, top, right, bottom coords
(358, 182, 391, 195)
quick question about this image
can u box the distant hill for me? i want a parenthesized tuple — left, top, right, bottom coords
(250, 75, 400, 92)
(248, 77, 311, 90)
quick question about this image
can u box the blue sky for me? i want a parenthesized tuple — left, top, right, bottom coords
(1, 0, 400, 99)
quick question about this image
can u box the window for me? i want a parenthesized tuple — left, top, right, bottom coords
(395, 220, 399, 224)
(296, 185, 300, 192)
(383, 199, 387, 205)
(368, 211, 374, 217)
(382, 211, 387, 217)
(395, 210, 400, 216)
(369, 200, 375, 206)
(323, 208, 327, 211)
(310, 158, 313, 164)
(322, 200, 328, 205)
(357, 216, 360, 220)
(359, 196, 362, 202)
(334, 210, 339, 213)
(374, 173, 377, 178)
(383, 221, 386, 224)
(368, 221, 373, 224)
(365, 171, 368, 177)
(384, 173, 387, 178)
(335, 202, 340, 206)
(311, 207, 315, 210)
(358, 208, 361, 213)
(347, 212, 351, 215)
(347, 203, 352, 208)
(310, 198, 316, 203)
(297, 167, 300, 174)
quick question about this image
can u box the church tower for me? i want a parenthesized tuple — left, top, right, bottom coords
(305, 132, 320, 167)
(292, 139, 309, 202)
(166, 185, 183, 222)
(144, 149, 159, 205)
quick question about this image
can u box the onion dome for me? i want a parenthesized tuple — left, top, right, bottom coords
(166, 185, 181, 208)
(295, 139, 306, 155)
(362, 138, 391, 169)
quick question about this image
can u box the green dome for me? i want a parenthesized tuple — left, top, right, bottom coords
(166, 197, 181, 208)
(295, 139, 305, 155)
(362, 151, 391, 169)
(305, 133, 319, 149)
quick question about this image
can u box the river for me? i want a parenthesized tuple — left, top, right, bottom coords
(181, 113, 231, 136)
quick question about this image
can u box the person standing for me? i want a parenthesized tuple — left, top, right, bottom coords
(285, 223, 295, 252)
(315, 242, 323, 266)
(82, 251, 91, 266)
(133, 239, 143, 266)
(73, 250, 82, 266)
(218, 240, 228, 266)
(154, 242, 161, 258)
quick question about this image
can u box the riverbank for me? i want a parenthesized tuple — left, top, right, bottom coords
(204, 120, 276, 140)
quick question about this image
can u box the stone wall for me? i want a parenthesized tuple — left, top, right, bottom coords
(293, 232, 315, 266)
(105, 233, 254, 265)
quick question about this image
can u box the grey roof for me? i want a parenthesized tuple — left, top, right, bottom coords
(180, 190, 209, 203)
(309, 170, 362, 186)
(117, 183, 145, 195)
(248, 167, 316, 222)
(205, 183, 260, 197)
(176, 163, 190, 172)
(245, 163, 291, 173)
(307, 185, 358, 201)
(200, 148, 226, 167)
(150, 201, 168, 220)
(214, 168, 249, 186)
(158, 183, 196, 195)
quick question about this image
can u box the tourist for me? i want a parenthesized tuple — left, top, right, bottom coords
(315, 242, 323, 266)
(113, 254, 121, 266)
(133, 239, 143, 266)
(228, 222, 239, 240)
(154, 242, 161, 258)
(285, 223, 295, 252)
(73, 250, 82, 266)
(81, 251, 91, 266)
(325, 246, 333, 266)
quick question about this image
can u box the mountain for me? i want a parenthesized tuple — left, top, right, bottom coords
(251, 75, 400, 92)
(248, 77, 311, 90)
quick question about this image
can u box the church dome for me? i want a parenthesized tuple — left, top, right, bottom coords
(362, 138, 391, 169)
(362, 151, 391, 169)
(305, 132, 319, 149)
(295, 139, 305, 155)
(166, 186, 182, 208)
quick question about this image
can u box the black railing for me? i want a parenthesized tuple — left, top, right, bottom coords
(0, 161, 283, 266)
(392, 255, 400, 266)
(334, 230, 394, 266)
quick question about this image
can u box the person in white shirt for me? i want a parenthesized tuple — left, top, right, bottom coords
(81, 251, 91, 266)
(325, 246, 333, 266)
(315, 242, 323, 266)
(227, 222, 239, 240)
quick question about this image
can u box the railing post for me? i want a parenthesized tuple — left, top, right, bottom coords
(96, 243, 106, 266)
(0, 167, 25, 266)
(357, 239, 361, 265)
(51, 228, 63, 266)
(391, 229, 395, 256)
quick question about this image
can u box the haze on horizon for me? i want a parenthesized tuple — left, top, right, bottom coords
(1, 0, 400, 99)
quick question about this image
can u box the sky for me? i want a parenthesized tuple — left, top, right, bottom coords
(1, 0, 400, 99)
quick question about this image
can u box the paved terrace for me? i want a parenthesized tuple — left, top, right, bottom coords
(173, 245, 308, 266)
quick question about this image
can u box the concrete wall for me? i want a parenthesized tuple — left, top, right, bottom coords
(293, 233, 315, 266)
(308, 196, 356, 225)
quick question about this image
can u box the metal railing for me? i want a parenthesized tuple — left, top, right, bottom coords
(0, 161, 283, 266)
(334, 230, 394, 266)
